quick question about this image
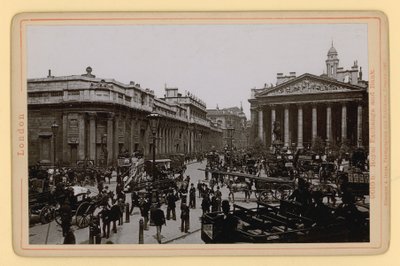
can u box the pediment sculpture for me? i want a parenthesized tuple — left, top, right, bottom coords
(266, 78, 353, 96)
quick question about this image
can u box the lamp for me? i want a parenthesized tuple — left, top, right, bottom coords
(147, 113, 161, 188)
(51, 121, 59, 167)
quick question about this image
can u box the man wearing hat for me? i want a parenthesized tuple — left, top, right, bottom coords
(189, 183, 196, 209)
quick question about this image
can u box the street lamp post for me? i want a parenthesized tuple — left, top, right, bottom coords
(51, 121, 59, 168)
(147, 113, 161, 184)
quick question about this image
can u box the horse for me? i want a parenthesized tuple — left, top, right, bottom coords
(98, 205, 123, 239)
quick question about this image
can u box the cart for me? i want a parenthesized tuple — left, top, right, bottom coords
(201, 200, 369, 243)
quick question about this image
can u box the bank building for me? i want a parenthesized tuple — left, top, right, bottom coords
(27, 69, 223, 167)
(249, 43, 369, 150)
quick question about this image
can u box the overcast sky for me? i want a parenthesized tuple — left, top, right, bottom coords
(27, 23, 368, 118)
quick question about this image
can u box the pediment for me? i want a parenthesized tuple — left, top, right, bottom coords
(257, 74, 362, 97)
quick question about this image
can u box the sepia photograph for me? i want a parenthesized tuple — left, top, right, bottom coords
(10, 12, 390, 256)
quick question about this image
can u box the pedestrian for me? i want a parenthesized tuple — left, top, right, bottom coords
(180, 202, 190, 233)
(166, 190, 177, 220)
(140, 197, 150, 230)
(59, 198, 72, 237)
(179, 184, 188, 204)
(211, 195, 219, 212)
(89, 216, 101, 244)
(129, 191, 139, 215)
(217, 200, 239, 243)
(189, 183, 196, 209)
(197, 181, 202, 198)
(201, 194, 211, 215)
(152, 204, 166, 244)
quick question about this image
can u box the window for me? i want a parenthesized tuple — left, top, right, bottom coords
(50, 91, 63, 97)
(68, 90, 80, 96)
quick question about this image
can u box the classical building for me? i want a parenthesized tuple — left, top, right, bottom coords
(206, 104, 248, 149)
(249, 44, 369, 150)
(27, 67, 223, 166)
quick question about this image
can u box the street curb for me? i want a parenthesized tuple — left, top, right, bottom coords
(161, 228, 201, 244)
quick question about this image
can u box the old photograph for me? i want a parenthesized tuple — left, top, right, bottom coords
(25, 21, 370, 245)
(8, 10, 388, 253)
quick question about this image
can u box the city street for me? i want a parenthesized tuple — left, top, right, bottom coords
(29, 160, 256, 245)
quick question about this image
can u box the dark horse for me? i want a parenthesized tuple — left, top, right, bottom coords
(98, 205, 123, 239)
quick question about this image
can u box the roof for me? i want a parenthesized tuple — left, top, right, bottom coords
(327, 46, 338, 55)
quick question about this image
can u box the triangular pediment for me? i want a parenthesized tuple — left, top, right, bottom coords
(256, 73, 364, 97)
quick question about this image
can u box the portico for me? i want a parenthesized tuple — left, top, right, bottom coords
(250, 73, 368, 149)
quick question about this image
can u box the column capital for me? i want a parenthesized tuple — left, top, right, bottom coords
(296, 103, 304, 108)
(87, 112, 97, 119)
(283, 103, 290, 109)
(107, 112, 115, 119)
(257, 105, 265, 111)
(269, 104, 277, 109)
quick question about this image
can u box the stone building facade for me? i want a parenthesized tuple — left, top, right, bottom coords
(27, 67, 223, 166)
(249, 44, 369, 150)
(206, 105, 248, 149)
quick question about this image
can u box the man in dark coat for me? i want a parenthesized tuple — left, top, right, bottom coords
(189, 183, 196, 209)
(152, 205, 166, 244)
(166, 191, 177, 220)
(140, 197, 150, 230)
(59, 199, 72, 237)
(216, 200, 239, 243)
(129, 191, 139, 215)
(201, 194, 211, 215)
(180, 202, 190, 233)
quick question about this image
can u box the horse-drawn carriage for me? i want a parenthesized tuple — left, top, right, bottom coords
(201, 168, 295, 203)
(201, 199, 369, 243)
(32, 184, 101, 228)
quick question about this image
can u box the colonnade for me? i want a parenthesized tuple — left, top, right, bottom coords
(256, 101, 364, 149)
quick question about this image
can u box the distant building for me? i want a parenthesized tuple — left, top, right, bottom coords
(27, 67, 223, 166)
(206, 104, 248, 149)
(249, 43, 368, 149)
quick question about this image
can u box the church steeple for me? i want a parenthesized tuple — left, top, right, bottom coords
(326, 42, 339, 79)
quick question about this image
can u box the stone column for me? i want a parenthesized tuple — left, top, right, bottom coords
(78, 113, 86, 160)
(114, 116, 119, 160)
(106, 113, 114, 165)
(326, 104, 332, 144)
(270, 105, 276, 145)
(130, 118, 135, 152)
(357, 103, 363, 147)
(284, 105, 290, 147)
(341, 103, 347, 141)
(297, 104, 303, 149)
(312, 104, 318, 143)
(62, 113, 68, 162)
(88, 112, 96, 161)
(258, 107, 264, 143)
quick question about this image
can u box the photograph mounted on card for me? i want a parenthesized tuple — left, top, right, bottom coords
(11, 11, 390, 256)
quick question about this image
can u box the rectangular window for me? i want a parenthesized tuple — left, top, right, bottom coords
(50, 91, 63, 97)
(68, 90, 80, 96)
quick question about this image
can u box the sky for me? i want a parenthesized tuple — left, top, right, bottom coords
(27, 23, 368, 118)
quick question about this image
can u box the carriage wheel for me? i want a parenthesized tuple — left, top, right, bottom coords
(257, 190, 274, 203)
(75, 202, 92, 228)
(39, 205, 55, 224)
(274, 185, 294, 201)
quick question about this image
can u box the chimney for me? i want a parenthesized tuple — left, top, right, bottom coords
(289, 72, 296, 77)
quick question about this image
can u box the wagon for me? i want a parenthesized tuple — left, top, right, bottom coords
(201, 200, 369, 243)
(38, 185, 100, 228)
(201, 168, 295, 203)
